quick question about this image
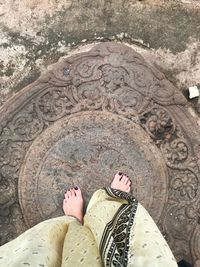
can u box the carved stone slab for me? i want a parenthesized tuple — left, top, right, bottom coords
(0, 42, 200, 265)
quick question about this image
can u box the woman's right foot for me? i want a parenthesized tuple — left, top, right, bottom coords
(111, 171, 131, 193)
(63, 186, 84, 224)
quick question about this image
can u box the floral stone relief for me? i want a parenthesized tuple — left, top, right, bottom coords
(0, 42, 200, 265)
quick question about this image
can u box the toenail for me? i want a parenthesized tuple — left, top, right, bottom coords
(118, 172, 123, 175)
(74, 186, 78, 190)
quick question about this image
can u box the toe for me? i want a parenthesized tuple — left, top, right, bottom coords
(121, 175, 128, 183)
(124, 177, 129, 184)
(126, 180, 131, 186)
(74, 186, 82, 197)
(66, 189, 71, 198)
(121, 176, 125, 182)
(70, 188, 76, 197)
(114, 171, 123, 181)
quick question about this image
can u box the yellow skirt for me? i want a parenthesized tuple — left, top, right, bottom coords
(0, 188, 178, 267)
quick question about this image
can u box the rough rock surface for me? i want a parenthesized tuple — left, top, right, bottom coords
(1, 1, 200, 266)
(0, 0, 200, 109)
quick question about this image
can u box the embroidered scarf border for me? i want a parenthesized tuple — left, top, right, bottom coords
(100, 186, 138, 267)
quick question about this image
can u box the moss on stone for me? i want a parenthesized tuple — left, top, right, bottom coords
(14, 69, 41, 92)
(41, 2, 200, 53)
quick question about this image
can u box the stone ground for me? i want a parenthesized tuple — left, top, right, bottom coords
(0, 0, 200, 114)
(0, 0, 200, 265)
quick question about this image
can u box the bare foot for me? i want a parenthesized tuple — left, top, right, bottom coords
(63, 186, 84, 224)
(111, 171, 131, 193)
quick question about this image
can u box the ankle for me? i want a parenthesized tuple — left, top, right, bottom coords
(69, 215, 83, 224)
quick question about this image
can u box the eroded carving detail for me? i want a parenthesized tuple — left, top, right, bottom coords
(162, 139, 189, 167)
(140, 107, 175, 141)
(36, 87, 74, 121)
(171, 170, 198, 201)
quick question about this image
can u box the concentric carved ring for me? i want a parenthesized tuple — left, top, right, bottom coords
(19, 112, 168, 227)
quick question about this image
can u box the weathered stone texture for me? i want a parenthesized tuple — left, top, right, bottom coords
(1, 0, 200, 265)
(0, 43, 200, 265)
(0, 0, 200, 113)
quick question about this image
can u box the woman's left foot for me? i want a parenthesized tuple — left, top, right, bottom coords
(63, 187, 84, 224)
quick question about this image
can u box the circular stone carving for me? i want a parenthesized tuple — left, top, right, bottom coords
(19, 111, 167, 227)
(1, 42, 200, 263)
